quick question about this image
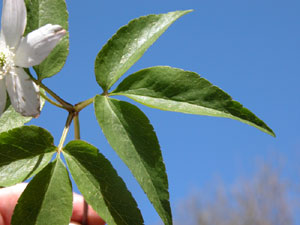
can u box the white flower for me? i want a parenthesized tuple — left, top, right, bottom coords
(0, 0, 66, 117)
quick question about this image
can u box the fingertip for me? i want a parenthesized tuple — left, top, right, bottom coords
(71, 193, 105, 225)
(86, 208, 106, 225)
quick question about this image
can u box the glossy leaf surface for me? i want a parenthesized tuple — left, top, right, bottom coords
(64, 140, 144, 225)
(112, 66, 275, 136)
(0, 126, 56, 187)
(25, 0, 69, 79)
(95, 10, 192, 91)
(94, 95, 172, 225)
(11, 158, 73, 225)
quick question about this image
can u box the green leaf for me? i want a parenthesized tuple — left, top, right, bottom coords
(0, 105, 33, 133)
(11, 158, 73, 225)
(94, 95, 172, 225)
(95, 10, 192, 91)
(0, 126, 56, 187)
(64, 140, 144, 225)
(0, 89, 46, 133)
(24, 0, 69, 79)
(112, 66, 275, 137)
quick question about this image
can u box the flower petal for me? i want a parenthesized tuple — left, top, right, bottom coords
(6, 68, 40, 117)
(1, 0, 26, 48)
(0, 78, 7, 116)
(14, 24, 66, 67)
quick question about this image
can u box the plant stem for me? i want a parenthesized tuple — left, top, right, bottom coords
(73, 113, 80, 140)
(40, 91, 64, 109)
(30, 74, 95, 114)
(73, 113, 89, 225)
(39, 82, 74, 111)
(30, 77, 74, 112)
(57, 113, 74, 153)
(74, 97, 94, 112)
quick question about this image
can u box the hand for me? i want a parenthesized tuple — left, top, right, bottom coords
(0, 183, 105, 225)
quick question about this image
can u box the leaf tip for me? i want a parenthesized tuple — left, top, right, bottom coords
(176, 9, 194, 17)
(257, 125, 276, 138)
(269, 130, 276, 138)
(185, 9, 194, 13)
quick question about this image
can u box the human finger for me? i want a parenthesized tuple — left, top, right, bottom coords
(0, 184, 105, 225)
(0, 183, 27, 225)
(71, 193, 105, 225)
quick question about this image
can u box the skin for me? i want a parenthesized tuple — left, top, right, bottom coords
(0, 183, 105, 225)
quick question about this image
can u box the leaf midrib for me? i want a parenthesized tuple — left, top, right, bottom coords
(31, 160, 57, 225)
(113, 93, 273, 136)
(104, 97, 168, 222)
(0, 146, 55, 166)
(64, 152, 127, 225)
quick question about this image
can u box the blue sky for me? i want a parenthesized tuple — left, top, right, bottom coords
(14, 0, 300, 224)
